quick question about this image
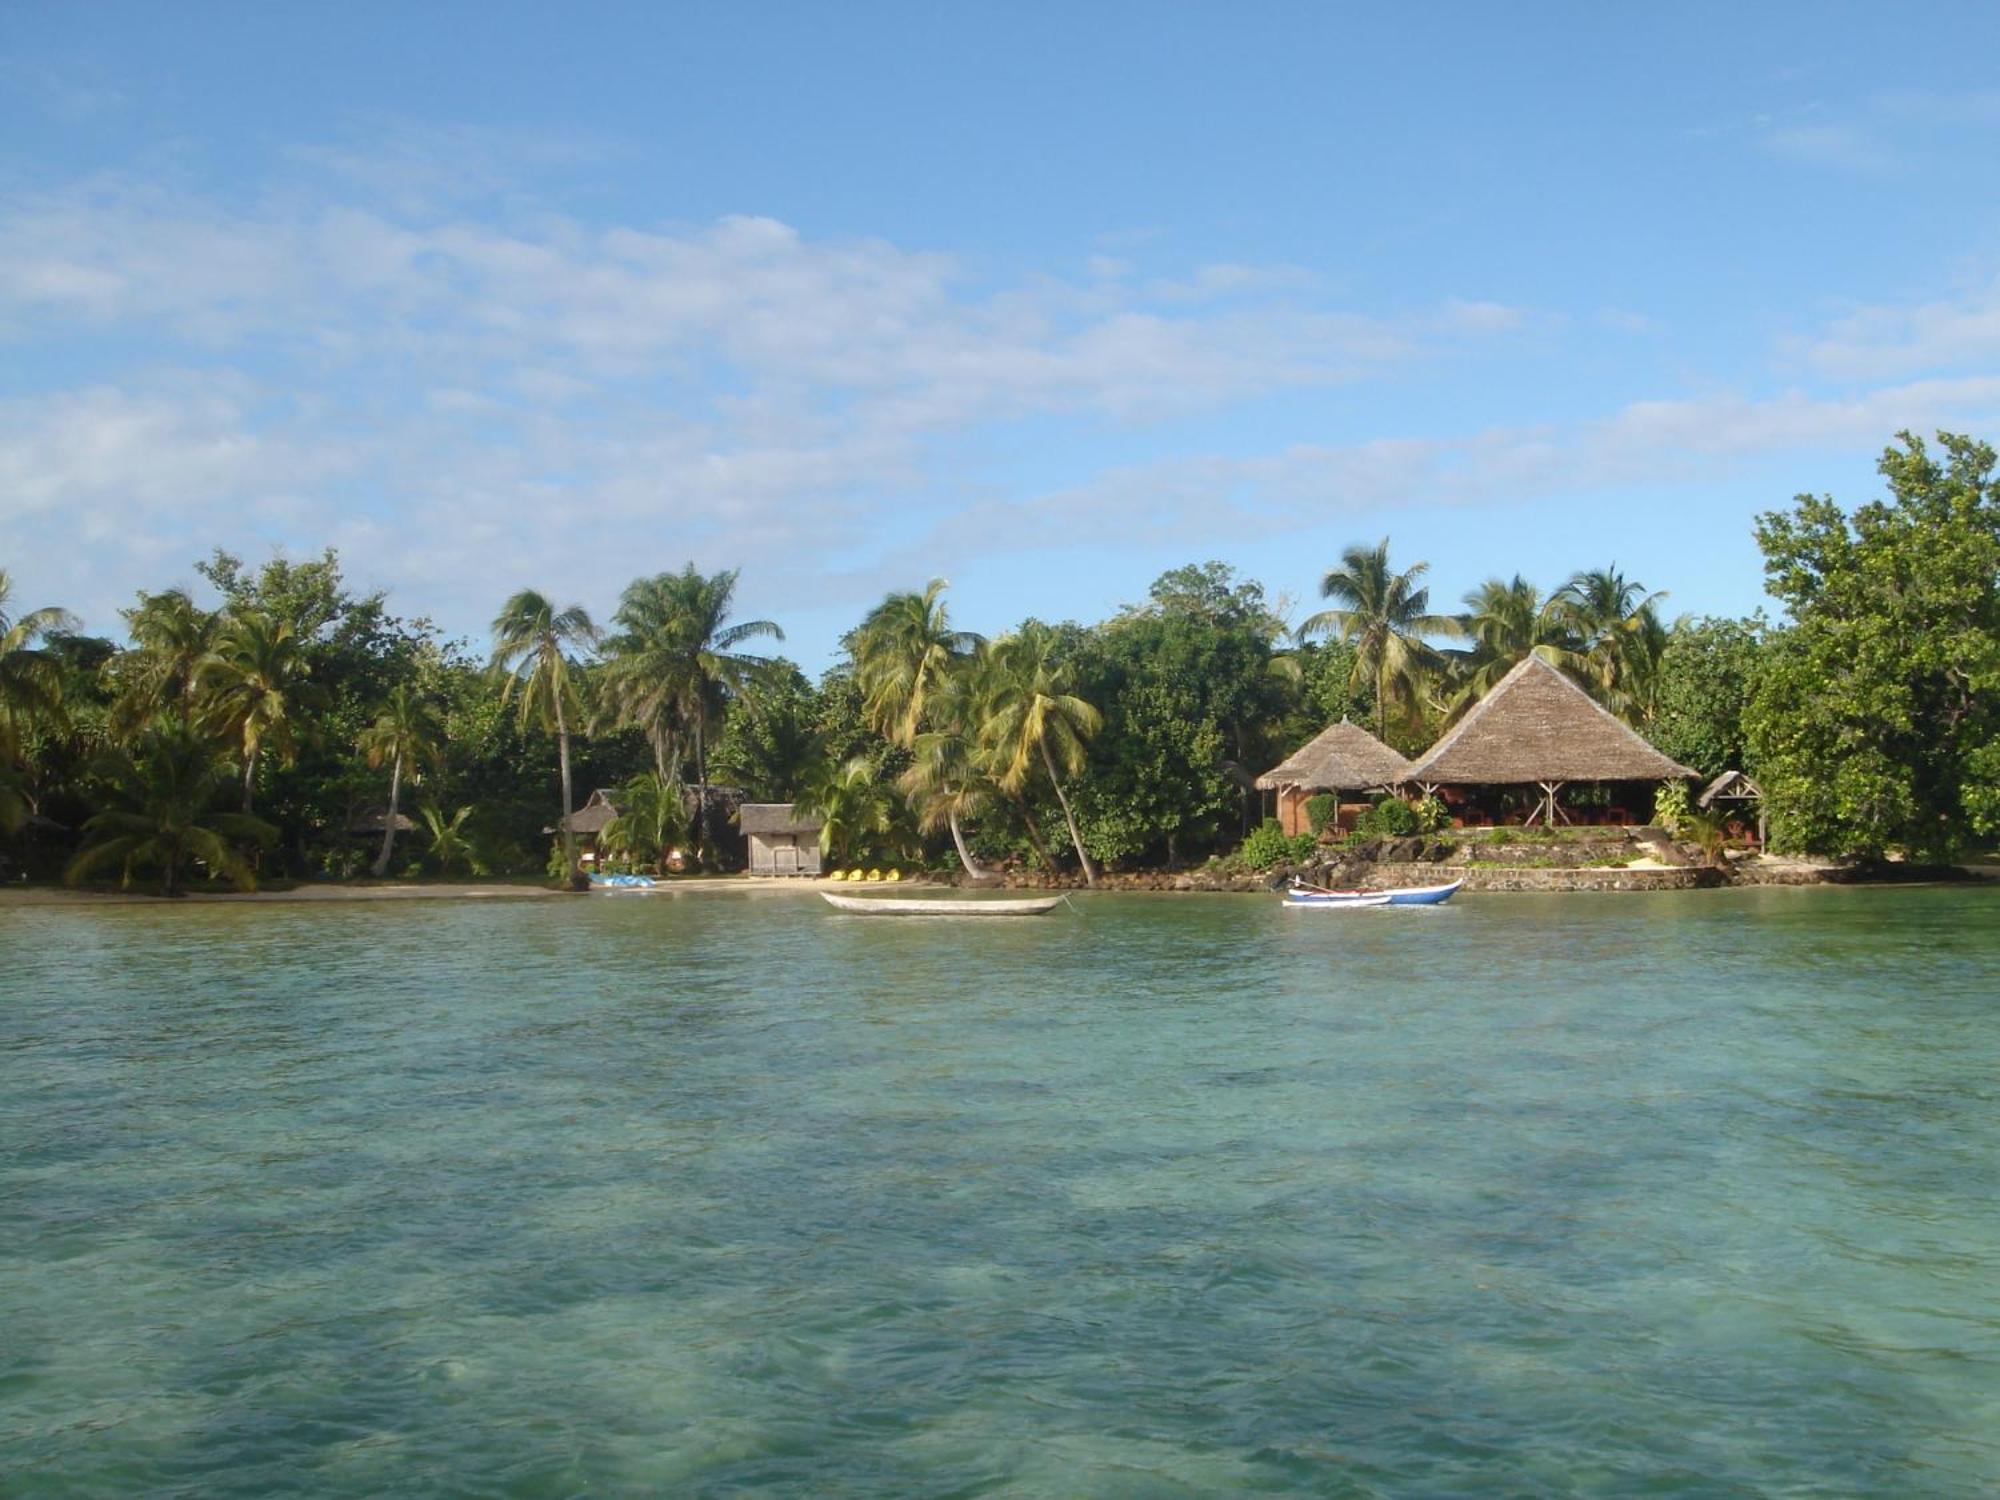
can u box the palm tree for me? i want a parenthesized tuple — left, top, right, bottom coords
(197, 609, 311, 813)
(597, 566, 781, 862)
(418, 803, 484, 876)
(981, 622, 1103, 884)
(489, 590, 598, 884)
(109, 588, 217, 737)
(853, 580, 987, 873)
(65, 726, 276, 895)
(597, 772, 685, 871)
(357, 685, 444, 877)
(854, 580, 982, 746)
(0, 570, 76, 769)
(1554, 566, 1668, 720)
(1298, 539, 1462, 742)
(791, 755, 908, 867)
(1445, 575, 1583, 716)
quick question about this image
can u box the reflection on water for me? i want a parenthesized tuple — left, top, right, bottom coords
(4, 886, 2000, 1495)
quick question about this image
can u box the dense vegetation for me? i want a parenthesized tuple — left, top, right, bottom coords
(3, 431, 1994, 890)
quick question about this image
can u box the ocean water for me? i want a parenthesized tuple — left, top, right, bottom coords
(3, 885, 1998, 1497)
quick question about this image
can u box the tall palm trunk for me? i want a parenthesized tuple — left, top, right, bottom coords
(1041, 741, 1098, 886)
(373, 750, 403, 878)
(555, 693, 578, 881)
(242, 747, 257, 815)
(946, 809, 985, 877)
(692, 709, 708, 866)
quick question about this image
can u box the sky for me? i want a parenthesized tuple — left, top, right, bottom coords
(4, 2, 2000, 669)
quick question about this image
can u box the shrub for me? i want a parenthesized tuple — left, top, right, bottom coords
(1653, 780, 1692, 836)
(1362, 797, 1420, 838)
(1413, 794, 1449, 834)
(1240, 819, 1317, 869)
(1303, 793, 1339, 835)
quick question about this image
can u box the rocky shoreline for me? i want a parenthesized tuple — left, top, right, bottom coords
(957, 828, 1987, 894)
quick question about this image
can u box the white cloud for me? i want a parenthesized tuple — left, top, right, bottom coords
(1761, 122, 1897, 174)
(1797, 275, 2000, 380)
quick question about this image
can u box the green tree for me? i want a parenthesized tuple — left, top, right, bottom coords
(981, 622, 1103, 883)
(1651, 615, 1764, 776)
(853, 580, 987, 874)
(198, 610, 313, 813)
(0, 571, 75, 779)
(357, 684, 444, 877)
(709, 659, 821, 801)
(418, 803, 484, 876)
(1554, 566, 1668, 722)
(1298, 539, 1460, 742)
(598, 566, 782, 862)
(107, 588, 217, 736)
(791, 754, 912, 867)
(490, 590, 599, 883)
(1745, 431, 2000, 858)
(597, 772, 685, 871)
(1447, 575, 1580, 713)
(65, 726, 277, 894)
(1071, 567, 1290, 865)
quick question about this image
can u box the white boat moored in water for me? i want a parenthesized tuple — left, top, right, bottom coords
(820, 891, 1065, 916)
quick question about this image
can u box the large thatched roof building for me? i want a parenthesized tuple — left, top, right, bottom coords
(1401, 656, 1696, 825)
(1256, 719, 1413, 835)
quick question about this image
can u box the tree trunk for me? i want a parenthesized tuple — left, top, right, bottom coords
(693, 709, 708, 867)
(946, 809, 985, 877)
(1009, 791, 1056, 871)
(1042, 741, 1097, 886)
(242, 746, 257, 815)
(373, 751, 403, 878)
(555, 694, 578, 881)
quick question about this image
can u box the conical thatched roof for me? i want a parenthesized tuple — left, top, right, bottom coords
(1255, 719, 1413, 791)
(1402, 656, 1697, 785)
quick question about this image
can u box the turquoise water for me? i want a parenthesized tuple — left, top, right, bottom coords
(4, 886, 1999, 1496)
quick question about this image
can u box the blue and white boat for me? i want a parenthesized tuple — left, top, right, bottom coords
(1284, 877, 1462, 908)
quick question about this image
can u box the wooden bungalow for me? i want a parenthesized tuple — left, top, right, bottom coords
(1400, 656, 1697, 826)
(1255, 719, 1414, 836)
(740, 803, 824, 877)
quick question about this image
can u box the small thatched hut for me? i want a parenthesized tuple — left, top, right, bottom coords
(740, 803, 824, 876)
(346, 807, 416, 836)
(1400, 656, 1696, 826)
(544, 788, 623, 867)
(1255, 719, 1414, 835)
(1699, 770, 1766, 846)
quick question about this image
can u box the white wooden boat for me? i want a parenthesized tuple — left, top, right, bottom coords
(820, 891, 1065, 917)
(1284, 877, 1463, 908)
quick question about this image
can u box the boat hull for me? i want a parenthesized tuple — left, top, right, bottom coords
(820, 891, 1064, 917)
(1285, 878, 1463, 908)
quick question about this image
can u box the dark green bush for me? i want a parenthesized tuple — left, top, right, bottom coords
(1303, 793, 1338, 835)
(1240, 818, 1318, 869)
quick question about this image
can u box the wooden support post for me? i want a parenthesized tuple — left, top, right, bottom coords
(1537, 781, 1568, 827)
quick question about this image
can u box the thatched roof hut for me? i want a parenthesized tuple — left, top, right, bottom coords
(1254, 720, 1411, 835)
(1401, 657, 1695, 824)
(1697, 770, 1762, 809)
(1256, 719, 1412, 793)
(740, 802, 824, 877)
(347, 807, 416, 835)
(545, 788, 622, 837)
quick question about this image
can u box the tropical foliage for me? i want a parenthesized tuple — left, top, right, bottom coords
(5, 430, 1996, 889)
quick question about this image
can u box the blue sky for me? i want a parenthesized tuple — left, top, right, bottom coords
(4, 3, 2000, 667)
